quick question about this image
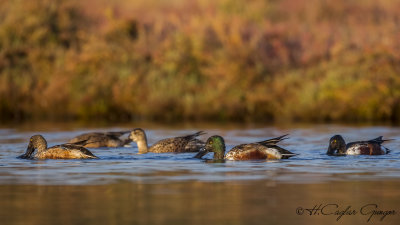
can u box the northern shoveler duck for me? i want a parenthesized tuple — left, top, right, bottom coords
(194, 134, 296, 160)
(327, 135, 391, 155)
(17, 135, 98, 159)
(68, 131, 132, 148)
(129, 128, 205, 153)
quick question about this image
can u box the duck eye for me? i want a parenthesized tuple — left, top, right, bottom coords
(209, 141, 213, 145)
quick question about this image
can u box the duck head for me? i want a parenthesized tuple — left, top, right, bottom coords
(129, 128, 146, 142)
(18, 135, 47, 159)
(327, 135, 346, 155)
(129, 128, 149, 153)
(194, 135, 226, 160)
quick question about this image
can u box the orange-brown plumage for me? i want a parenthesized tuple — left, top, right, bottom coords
(18, 135, 98, 159)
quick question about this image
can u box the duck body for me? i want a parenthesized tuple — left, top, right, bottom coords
(327, 135, 390, 156)
(195, 134, 296, 161)
(149, 136, 204, 153)
(68, 131, 131, 148)
(345, 141, 388, 155)
(129, 128, 205, 153)
(34, 144, 98, 159)
(225, 143, 293, 160)
(18, 135, 98, 159)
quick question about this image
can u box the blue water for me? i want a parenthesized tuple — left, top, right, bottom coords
(1, 124, 399, 185)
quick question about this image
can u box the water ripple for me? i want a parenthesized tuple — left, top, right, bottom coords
(1, 125, 400, 185)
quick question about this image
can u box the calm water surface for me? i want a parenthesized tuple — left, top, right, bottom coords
(1, 124, 399, 224)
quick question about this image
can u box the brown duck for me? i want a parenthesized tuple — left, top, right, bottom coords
(129, 128, 205, 153)
(68, 131, 132, 148)
(18, 135, 98, 159)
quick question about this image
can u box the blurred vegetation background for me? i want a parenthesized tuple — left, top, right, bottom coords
(0, 0, 400, 123)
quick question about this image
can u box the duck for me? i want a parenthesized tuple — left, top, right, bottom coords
(194, 134, 296, 160)
(68, 131, 132, 148)
(129, 128, 205, 153)
(327, 135, 391, 155)
(17, 135, 98, 159)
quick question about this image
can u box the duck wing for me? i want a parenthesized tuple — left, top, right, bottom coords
(69, 131, 130, 143)
(68, 135, 108, 147)
(104, 131, 131, 138)
(150, 131, 206, 153)
(347, 136, 392, 148)
(69, 132, 104, 143)
(257, 134, 289, 146)
(177, 131, 206, 141)
(367, 136, 393, 144)
(54, 144, 98, 158)
(184, 139, 205, 152)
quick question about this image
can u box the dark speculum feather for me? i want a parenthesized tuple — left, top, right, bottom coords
(182, 131, 206, 140)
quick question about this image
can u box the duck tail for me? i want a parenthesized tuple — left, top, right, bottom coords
(369, 136, 394, 144)
(258, 134, 289, 146)
(383, 146, 391, 154)
(272, 145, 297, 159)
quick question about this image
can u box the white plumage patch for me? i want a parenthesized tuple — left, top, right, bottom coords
(262, 147, 283, 159)
(345, 146, 361, 155)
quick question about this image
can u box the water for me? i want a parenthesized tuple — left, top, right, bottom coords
(1, 124, 400, 224)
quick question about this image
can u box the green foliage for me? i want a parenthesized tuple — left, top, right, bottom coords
(1, 0, 400, 123)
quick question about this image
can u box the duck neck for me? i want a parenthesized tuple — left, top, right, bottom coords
(211, 140, 226, 160)
(36, 139, 48, 154)
(137, 135, 149, 154)
(337, 144, 347, 154)
(213, 151, 225, 160)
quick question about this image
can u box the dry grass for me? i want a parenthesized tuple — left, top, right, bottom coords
(1, 0, 400, 123)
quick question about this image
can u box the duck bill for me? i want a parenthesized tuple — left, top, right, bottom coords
(326, 146, 336, 155)
(128, 133, 137, 142)
(194, 148, 208, 159)
(17, 142, 35, 159)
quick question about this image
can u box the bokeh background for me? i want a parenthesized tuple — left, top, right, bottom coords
(1, 0, 400, 123)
